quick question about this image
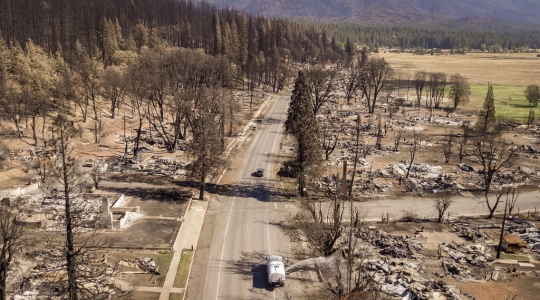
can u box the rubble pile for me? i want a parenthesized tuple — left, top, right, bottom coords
(388, 163, 463, 193)
(389, 163, 443, 180)
(119, 256, 159, 274)
(449, 221, 499, 243)
(341, 223, 501, 298)
(505, 218, 540, 254)
(15, 250, 119, 299)
(312, 172, 393, 196)
(2, 192, 105, 231)
(518, 144, 540, 155)
(491, 171, 528, 186)
(356, 228, 423, 259)
(516, 166, 539, 177)
(367, 258, 470, 299)
(104, 154, 190, 178)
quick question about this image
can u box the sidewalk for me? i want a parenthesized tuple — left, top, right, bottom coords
(159, 200, 207, 300)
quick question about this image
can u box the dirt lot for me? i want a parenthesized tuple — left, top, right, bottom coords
(101, 218, 180, 248)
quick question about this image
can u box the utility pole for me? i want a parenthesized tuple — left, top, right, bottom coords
(398, 75, 401, 97)
(496, 200, 508, 259)
(407, 77, 411, 103)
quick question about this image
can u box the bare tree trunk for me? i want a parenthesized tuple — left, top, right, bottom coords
(42, 113, 47, 147)
(58, 126, 79, 300)
(199, 169, 206, 200)
(123, 115, 128, 159)
(393, 130, 402, 151)
(133, 116, 144, 158)
(31, 115, 38, 146)
(406, 131, 418, 178)
(0, 200, 25, 300)
(507, 188, 519, 215)
(349, 115, 361, 197)
(12, 116, 22, 138)
(486, 191, 504, 219)
(375, 116, 383, 150)
(496, 201, 508, 259)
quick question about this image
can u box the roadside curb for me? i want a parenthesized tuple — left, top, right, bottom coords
(181, 199, 208, 300)
(159, 199, 207, 300)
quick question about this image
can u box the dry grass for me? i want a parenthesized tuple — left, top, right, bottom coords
(379, 52, 540, 121)
(125, 291, 160, 300)
(169, 293, 184, 300)
(379, 52, 539, 87)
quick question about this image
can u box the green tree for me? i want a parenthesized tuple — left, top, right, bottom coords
(228, 17, 240, 63)
(345, 38, 354, 56)
(285, 71, 321, 191)
(448, 73, 471, 109)
(96, 17, 119, 67)
(0, 34, 7, 89)
(212, 11, 222, 56)
(238, 15, 248, 68)
(525, 84, 540, 107)
(480, 84, 496, 133)
(222, 22, 232, 57)
(187, 88, 228, 200)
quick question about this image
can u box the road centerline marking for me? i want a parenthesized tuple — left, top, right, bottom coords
(267, 207, 271, 254)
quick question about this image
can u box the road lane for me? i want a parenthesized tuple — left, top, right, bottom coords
(187, 93, 290, 300)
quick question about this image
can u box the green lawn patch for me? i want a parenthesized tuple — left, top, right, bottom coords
(173, 249, 194, 288)
(169, 293, 184, 300)
(468, 83, 539, 123)
(112, 249, 174, 287)
(141, 251, 174, 287)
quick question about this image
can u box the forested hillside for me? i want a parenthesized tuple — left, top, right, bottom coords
(1, 0, 539, 70)
(199, 0, 540, 25)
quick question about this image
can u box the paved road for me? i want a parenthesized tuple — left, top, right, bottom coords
(360, 189, 540, 221)
(187, 94, 292, 300)
(185, 93, 540, 300)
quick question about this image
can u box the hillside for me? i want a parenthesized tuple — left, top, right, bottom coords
(202, 0, 540, 26)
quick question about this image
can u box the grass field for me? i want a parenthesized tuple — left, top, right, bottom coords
(379, 52, 540, 122)
(469, 83, 540, 122)
(173, 249, 193, 288)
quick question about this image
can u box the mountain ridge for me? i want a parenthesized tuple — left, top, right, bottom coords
(201, 0, 540, 26)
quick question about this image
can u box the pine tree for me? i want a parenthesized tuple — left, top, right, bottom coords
(0, 34, 7, 85)
(212, 11, 222, 56)
(238, 15, 248, 68)
(480, 83, 496, 133)
(228, 18, 240, 63)
(222, 22, 232, 57)
(345, 38, 354, 56)
(285, 71, 321, 180)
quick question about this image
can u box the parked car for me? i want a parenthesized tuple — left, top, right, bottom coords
(255, 168, 264, 177)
